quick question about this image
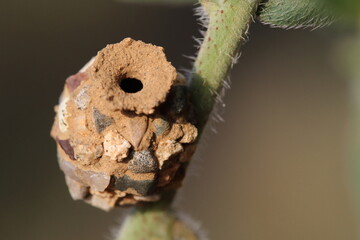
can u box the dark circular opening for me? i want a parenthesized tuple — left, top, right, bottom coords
(119, 78, 143, 93)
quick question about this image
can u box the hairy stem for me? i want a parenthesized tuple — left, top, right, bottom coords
(190, 0, 261, 130)
(117, 203, 199, 240)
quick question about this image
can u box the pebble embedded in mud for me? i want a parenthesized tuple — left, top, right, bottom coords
(115, 174, 157, 196)
(66, 72, 88, 92)
(75, 86, 90, 110)
(58, 155, 110, 192)
(125, 115, 148, 149)
(88, 195, 115, 212)
(128, 150, 159, 173)
(156, 140, 183, 168)
(166, 123, 184, 141)
(78, 170, 111, 192)
(153, 117, 171, 136)
(133, 194, 160, 202)
(58, 97, 70, 133)
(103, 130, 131, 161)
(57, 139, 75, 160)
(170, 85, 188, 115)
(179, 123, 198, 143)
(93, 108, 114, 133)
(73, 143, 103, 165)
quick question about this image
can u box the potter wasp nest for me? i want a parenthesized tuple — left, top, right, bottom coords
(51, 38, 198, 211)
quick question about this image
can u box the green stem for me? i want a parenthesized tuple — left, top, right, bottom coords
(116, 1, 260, 239)
(190, 0, 261, 130)
(117, 203, 199, 240)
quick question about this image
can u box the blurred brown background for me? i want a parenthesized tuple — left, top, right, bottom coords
(0, 1, 358, 239)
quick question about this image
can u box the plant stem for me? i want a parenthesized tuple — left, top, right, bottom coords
(117, 203, 199, 240)
(190, 0, 261, 130)
(116, 1, 260, 239)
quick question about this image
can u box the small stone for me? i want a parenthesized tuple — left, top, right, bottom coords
(180, 123, 198, 143)
(87, 189, 126, 211)
(73, 144, 103, 165)
(128, 150, 158, 173)
(170, 86, 188, 114)
(88, 195, 114, 211)
(75, 86, 90, 110)
(65, 176, 89, 200)
(118, 196, 137, 206)
(153, 117, 170, 136)
(93, 108, 114, 133)
(126, 115, 148, 149)
(166, 123, 184, 141)
(58, 153, 78, 180)
(58, 97, 70, 133)
(57, 155, 110, 192)
(66, 72, 88, 92)
(155, 140, 183, 169)
(103, 130, 131, 161)
(79, 170, 111, 192)
(133, 194, 160, 202)
(115, 174, 156, 196)
(57, 139, 75, 160)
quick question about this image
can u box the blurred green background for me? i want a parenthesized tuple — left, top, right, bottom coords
(0, 1, 358, 239)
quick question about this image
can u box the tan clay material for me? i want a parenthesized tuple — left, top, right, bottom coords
(91, 38, 177, 114)
(51, 38, 198, 211)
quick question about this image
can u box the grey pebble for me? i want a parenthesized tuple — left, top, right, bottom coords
(153, 118, 170, 136)
(115, 175, 156, 196)
(170, 86, 188, 114)
(128, 150, 158, 173)
(93, 108, 114, 133)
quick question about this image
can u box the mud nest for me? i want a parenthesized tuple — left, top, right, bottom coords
(51, 38, 198, 211)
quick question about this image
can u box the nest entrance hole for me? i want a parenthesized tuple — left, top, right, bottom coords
(119, 78, 143, 93)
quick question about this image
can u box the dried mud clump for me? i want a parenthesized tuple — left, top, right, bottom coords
(51, 38, 198, 211)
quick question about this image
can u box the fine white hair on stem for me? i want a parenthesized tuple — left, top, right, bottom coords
(183, 54, 197, 61)
(194, 3, 209, 29)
